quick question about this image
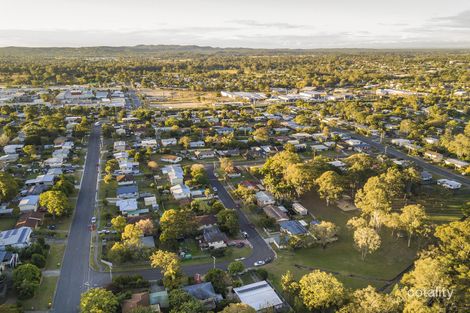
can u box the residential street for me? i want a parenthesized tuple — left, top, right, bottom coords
(336, 128, 470, 187)
(52, 125, 101, 313)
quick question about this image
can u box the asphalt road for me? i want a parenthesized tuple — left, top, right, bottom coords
(336, 128, 470, 187)
(52, 125, 101, 313)
(91, 163, 275, 286)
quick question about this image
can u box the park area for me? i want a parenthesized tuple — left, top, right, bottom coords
(264, 185, 466, 291)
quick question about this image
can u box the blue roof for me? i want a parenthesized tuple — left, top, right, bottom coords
(116, 185, 138, 195)
(183, 282, 223, 301)
(279, 220, 307, 235)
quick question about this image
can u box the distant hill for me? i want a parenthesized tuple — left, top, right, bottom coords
(1, 45, 460, 59)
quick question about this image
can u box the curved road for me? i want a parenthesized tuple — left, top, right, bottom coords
(52, 126, 274, 312)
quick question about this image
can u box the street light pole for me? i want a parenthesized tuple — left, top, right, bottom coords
(212, 256, 216, 269)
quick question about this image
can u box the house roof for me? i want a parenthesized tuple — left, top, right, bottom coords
(203, 225, 228, 243)
(15, 211, 45, 229)
(116, 185, 138, 195)
(234, 280, 283, 311)
(0, 227, 32, 247)
(183, 282, 223, 301)
(263, 205, 288, 222)
(279, 220, 307, 235)
(19, 195, 40, 207)
(194, 215, 217, 227)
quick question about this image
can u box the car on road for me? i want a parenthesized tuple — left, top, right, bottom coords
(241, 231, 249, 238)
(212, 186, 218, 192)
(254, 260, 265, 267)
(94, 122, 100, 126)
(264, 257, 273, 264)
(235, 257, 246, 261)
(91, 216, 97, 224)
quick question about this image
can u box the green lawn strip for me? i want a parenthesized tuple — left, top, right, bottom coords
(0, 217, 17, 231)
(45, 244, 66, 270)
(20, 276, 58, 311)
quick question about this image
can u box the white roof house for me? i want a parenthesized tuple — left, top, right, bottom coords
(255, 191, 276, 207)
(170, 184, 191, 200)
(114, 141, 126, 152)
(444, 158, 469, 169)
(437, 179, 462, 190)
(161, 138, 177, 147)
(234, 281, 284, 312)
(141, 138, 158, 148)
(3, 144, 24, 155)
(0, 227, 33, 249)
(18, 195, 40, 212)
(116, 198, 138, 213)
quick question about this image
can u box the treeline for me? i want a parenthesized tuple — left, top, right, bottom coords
(0, 49, 468, 91)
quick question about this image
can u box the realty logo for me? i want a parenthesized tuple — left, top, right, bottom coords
(407, 287, 454, 300)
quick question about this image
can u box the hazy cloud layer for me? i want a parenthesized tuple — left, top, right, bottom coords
(0, 1, 469, 48)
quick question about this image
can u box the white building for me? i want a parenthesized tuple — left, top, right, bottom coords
(256, 191, 276, 207)
(18, 195, 40, 212)
(170, 184, 191, 200)
(233, 281, 284, 312)
(437, 179, 462, 190)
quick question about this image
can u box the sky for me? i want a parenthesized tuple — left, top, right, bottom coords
(1, 0, 470, 48)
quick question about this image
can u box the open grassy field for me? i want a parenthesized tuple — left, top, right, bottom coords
(143, 88, 221, 109)
(264, 191, 420, 291)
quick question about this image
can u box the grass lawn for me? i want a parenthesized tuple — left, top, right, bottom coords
(0, 216, 17, 231)
(264, 191, 419, 290)
(46, 244, 66, 270)
(20, 276, 58, 311)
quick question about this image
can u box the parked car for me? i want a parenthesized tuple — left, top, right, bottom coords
(254, 260, 265, 267)
(91, 216, 97, 224)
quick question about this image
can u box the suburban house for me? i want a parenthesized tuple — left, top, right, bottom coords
(444, 158, 469, 170)
(194, 215, 217, 230)
(114, 141, 126, 152)
(25, 174, 55, 187)
(170, 184, 191, 200)
(161, 138, 177, 147)
(0, 227, 33, 249)
(141, 139, 158, 148)
(256, 191, 276, 207)
(189, 141, 205, 148)
(116, 174, 136, 186)
(162, 165, 184, 185)
(424, 151, 444, 162)
(121, 292, 150, 313)
(15, 211, 45, 229)
(437, 179, 462, 190)
(262, 205, 289, 222)
(116, 198, 139, 214)
(18, 195, 40, 212)
(194, 150, 216, 159)
(292, 202, 308, 216)
(0, 250, 19, 270)
(233, 281, 284, 312)
(279, 220, 308, 236)
(161, 155, 182, 164)
(183, 282, 223, 310)
(116, 185, 139, 199)
(202, 225, 228, 249)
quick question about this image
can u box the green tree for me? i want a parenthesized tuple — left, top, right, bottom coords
(221, 303, 256, 313)
(204, 268, 231, 295)
(216, 209, 240, 236)
(353, 227, 381, 260)
(309, 221, 338, 249)
(39, 190, 69, 218)
(179, 136, 191, 149)
(298, 270, 345, 311)
(316, 171, 344, 206)
(80, 288, 119, 313)
(111, 215, 126, 233)
(0, 172, 19, 202)
(150, 250, 181, 289)
(228, 261, 245, 276)
(13, 264, 41, 300)
(399, 204, 427, 247)
(339, 285, 400, 313)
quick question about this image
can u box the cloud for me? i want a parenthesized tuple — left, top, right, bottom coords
(230, 19, 306, 30)
(430, 10, 470, 28)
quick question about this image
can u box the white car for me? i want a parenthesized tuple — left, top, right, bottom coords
(254, 260, 265, 267)
(91, 216, 97, 224)
(212, 186, 218, 192)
